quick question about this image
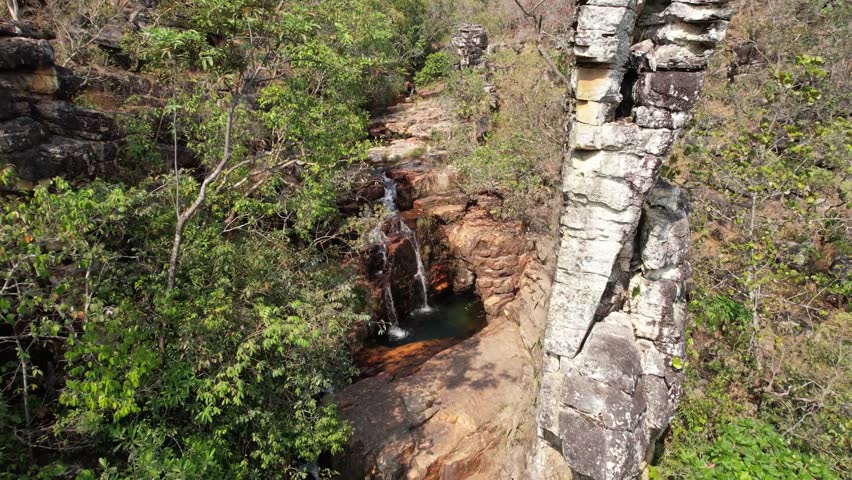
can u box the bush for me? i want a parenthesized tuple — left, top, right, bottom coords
(445, 69, 489, 119)
(414, 51, 452, 86)
(651, 418, 839, 479)
(456, 143, 540, 195)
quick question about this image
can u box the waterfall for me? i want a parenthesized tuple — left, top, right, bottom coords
(374, 171, 414, 339)
(369, 170, 435, 339)
(399, 221, 433, 312)
(380, 171, 432, 312)
(384, 285, 410, 341)
(381, 172, 399, 214)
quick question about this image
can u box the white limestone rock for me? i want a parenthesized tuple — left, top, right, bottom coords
(654, 20, 729, 45)
(667, 1, 734, 22)
(576, 100, 614, 125)
(634, 105, 691, 129)
(578, 6, 636, 35)
(571, 122, 674, 156)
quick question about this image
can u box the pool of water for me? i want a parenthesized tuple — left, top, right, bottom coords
(379, 293, 486, 347)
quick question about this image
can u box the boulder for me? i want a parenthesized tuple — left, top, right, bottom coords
(0, 23, 122, 183)
(34, 102, 118, 141)
(8, 136, 119, 181)
(0, 19, 55, 40)
(0, 37, 54, 70)
(633, 71, 705, 111)
(0, 117, 47, 153)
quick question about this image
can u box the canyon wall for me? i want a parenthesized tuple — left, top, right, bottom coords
(535, 1, 734, 479)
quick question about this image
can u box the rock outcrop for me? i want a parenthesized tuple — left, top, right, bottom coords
(451, 24, 489, 68)
(0, 19, 119, 184)
(536, 1, 734, 478)
(335, 237, 555, 480)
(92, 0, 154, 51)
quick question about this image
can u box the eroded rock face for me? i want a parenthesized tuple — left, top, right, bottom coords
(537, 1, 733, 478)
(0, 19, 119, 184)
(335, 248, 555, 480)
(451, 24, 489, 68)
(443, 207, 530, 317)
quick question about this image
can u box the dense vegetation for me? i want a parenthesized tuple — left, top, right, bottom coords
(653, 1, 851, 478)
(1, 0, 442, 477)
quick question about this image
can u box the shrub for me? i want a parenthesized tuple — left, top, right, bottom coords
(414, 51, 452, 86)
(652, 418, 839, 479)
(445, 69, 489, 119)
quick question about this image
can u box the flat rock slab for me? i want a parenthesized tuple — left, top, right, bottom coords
(335, 318, 539, 480)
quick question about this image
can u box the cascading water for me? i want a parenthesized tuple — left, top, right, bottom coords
(374, 172, 409, 340)
(370, 171, 435, 340)
(399, 221, 432, 312)
(384, 285, 409, 341)
(381, 172, 398, 214)
(373, 232, 407, 339)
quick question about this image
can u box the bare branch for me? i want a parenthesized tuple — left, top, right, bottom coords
(167, 96, 239, 291)
(6, 0, 18, 21)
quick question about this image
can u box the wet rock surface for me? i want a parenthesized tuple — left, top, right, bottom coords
(336, 57, 558, 479)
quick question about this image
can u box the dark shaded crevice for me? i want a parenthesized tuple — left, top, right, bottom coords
(542, 428, 563, 455)
(614, 66, 639, 120)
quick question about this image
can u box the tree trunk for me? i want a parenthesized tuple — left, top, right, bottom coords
(167, 98, 238, 290)
(7, 0, 19, 21)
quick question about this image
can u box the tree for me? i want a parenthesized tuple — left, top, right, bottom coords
(1, 1, 431, 477)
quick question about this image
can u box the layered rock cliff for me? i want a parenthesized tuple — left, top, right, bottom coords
(0, 19, 119, 184)
(535, 1, 734, 479)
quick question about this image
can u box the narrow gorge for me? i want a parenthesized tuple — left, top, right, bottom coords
(333, 1, 736, 478)
(0, 3, 727, 478)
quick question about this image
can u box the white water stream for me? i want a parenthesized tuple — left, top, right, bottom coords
(372, 171, 434, 340)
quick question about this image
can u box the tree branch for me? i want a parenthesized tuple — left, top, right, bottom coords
(167, 96, 239, 291)
(512, 0, 571, 88)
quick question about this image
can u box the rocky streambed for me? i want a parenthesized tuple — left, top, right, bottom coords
(332, 91, 559, 479)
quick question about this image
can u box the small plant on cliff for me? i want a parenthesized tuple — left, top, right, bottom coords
(446, 68, 489, 120)
(446, 47, 562, 229)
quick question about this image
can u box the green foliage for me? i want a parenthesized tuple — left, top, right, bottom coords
(414, 51, 452, 86)
(443, 47, 562, 229)
(1, 177, 365, 478)
(446, 69, 489, 120)
(760, 313, 851, 473)
(456, 141, 543, 204)
(652, 419, 839, 480)
(693, 295, 752, 350)
(658, 1, 851, 476)
(257, 82, 369, 235)
(1, 1, 437, 477)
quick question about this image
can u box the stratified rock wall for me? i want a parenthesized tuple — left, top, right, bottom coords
(536, 1, 733, 478)
(0, 20, 119, 183)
